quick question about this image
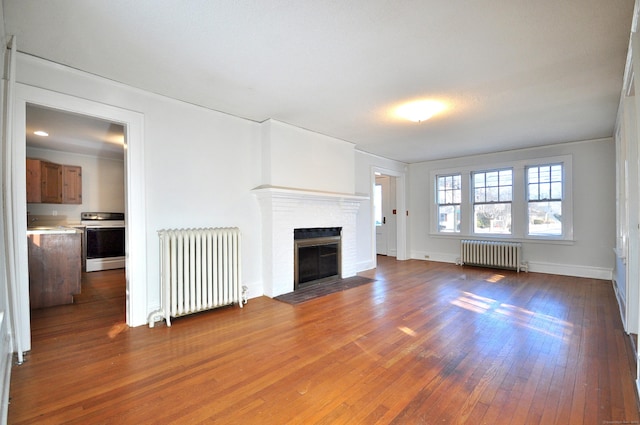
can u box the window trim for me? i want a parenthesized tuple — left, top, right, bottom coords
(429, 155, 573, 242)
(436, 173, 462, 233)
(526, 163, 564, 237)
(472, 167, 514, 235)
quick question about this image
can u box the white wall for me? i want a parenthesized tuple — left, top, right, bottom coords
(261, 119, 355, 194)
(13, 53, 372, 324)
(15, 54, 265, 316)
(25, 147, 125, 223)
(409, 138, 616, 279)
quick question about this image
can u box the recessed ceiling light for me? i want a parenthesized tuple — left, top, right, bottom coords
(395, 100, 447, 123)
(34, 131, 49, 137)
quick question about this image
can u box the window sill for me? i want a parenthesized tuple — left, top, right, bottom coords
(428, 233, 575, 245)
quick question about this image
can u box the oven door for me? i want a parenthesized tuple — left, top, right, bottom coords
(84, 226, 125, 272)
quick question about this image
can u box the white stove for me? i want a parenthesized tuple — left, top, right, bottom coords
(81, 212, 126, 272)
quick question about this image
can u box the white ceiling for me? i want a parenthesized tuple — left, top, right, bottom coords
(26, 104, 125, 160)
(5, 0, 635, 163)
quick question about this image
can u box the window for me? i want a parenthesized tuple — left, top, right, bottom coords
(430, 155, 572, 241)
(472, 169, 512, 234)
(374, 184, 383, 226)
(436, 174, 461, 232)
(527, 164, 562, 236)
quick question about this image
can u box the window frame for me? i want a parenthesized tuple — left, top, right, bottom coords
(471, 168, 514, 235)
(435, 173, 462, 233)
(429, 155, 573, 242)
(526, 163, 564, 237)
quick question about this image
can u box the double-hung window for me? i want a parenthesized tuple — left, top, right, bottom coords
(431, 155, 571, 240)
(436, 174, 461, 233)
(527, 164, 563, 236)
(472, 169, 513, 234)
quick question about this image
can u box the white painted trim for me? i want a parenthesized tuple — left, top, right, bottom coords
(410, 250, 612, 280)
(4, 36, 24, 366)
(356, 259, 375, 273)
(11, 85, 147, 353)
(526, 261, 612, 280)
(613, 280, 629, 333)
(0, 313, 11, 425)
(370, 166, 408, 267)
(251, 185, 367, 203)
(410, 250, 458, 264)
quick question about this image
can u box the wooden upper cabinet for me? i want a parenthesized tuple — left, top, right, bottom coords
(26, 158, 43, 203)
(41, 161, 63, 203)
(26, 158, 82, 204)
(62, 165, 82, 204)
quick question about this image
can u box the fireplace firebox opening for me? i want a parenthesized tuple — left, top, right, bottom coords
(294, 227, 342, 290)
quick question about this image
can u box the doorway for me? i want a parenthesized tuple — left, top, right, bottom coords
(25, 104, 126, 311)
(371, 166, 407, 267)
(375, 175, 397, 256)
(9, 84, 147, 354)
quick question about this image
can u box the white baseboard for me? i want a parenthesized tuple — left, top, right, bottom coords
(1, 312, 11, 425)
(526, 261, 612, 280)
(410, 251, 612, 280)
(356, 259, 375, 273)
(410, 250, 458, 264)
(613, 280, 629, 333)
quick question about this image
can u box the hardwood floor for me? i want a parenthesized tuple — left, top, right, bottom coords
(8, 257, 640, 424)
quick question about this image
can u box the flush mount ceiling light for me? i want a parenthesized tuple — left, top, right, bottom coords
(33, 130, 49, 137)
(395, 100, 447, 123)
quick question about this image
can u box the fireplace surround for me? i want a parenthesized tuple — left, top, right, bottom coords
(253, 186, 367, 297)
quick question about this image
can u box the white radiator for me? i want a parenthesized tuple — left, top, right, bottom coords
(457, 240, 527, 272)
(149, 227, 247, 327)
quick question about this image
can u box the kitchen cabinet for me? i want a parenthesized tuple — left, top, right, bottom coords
(27, 229, 82, 308)
(27, 158, 62, 203)
(62, 165, 82, 204)
(26, 158, 82, 204)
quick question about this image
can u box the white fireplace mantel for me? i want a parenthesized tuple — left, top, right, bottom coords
(252, 186, 368, 297)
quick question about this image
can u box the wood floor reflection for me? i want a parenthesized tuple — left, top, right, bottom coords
(9, 257, 640, 424)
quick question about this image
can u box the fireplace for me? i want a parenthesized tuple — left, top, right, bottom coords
(252, 186, 366, 297)
(294, 228, 342, 289)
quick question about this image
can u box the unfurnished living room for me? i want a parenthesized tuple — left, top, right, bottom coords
(2, 1, 640, 424)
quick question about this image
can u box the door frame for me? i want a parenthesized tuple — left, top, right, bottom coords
(9, 83, 147, 352)
(375, 175, 392, 256)
(370, 166, 407, 267)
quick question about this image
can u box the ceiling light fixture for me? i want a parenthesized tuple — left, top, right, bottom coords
(395, 100, 447, 123)
(34, 130, 49, 137)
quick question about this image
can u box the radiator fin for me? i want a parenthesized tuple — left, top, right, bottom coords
(458, 240, 525, 272)
(150, 227, 246, 327)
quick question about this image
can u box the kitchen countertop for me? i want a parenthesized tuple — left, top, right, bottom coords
(27, 226, 83, 235)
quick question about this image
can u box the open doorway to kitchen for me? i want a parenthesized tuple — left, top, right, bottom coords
(25, 104, 126, 311)
(10, 85, 146, 354)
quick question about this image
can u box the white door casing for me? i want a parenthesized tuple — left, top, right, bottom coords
(10, 84, 147, 352)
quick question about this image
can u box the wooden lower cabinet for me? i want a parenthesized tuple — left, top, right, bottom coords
(28, 232, 82, 309)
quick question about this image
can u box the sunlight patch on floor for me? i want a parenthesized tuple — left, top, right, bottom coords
(485, 273, 505, 283)
(451, 291, 573, 341)
(398, 326, 417, 337)
(108, 322, 128, 339)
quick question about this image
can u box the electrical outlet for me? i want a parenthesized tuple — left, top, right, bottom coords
(52, 210, 58, 216)
(424, 255, 430, 259)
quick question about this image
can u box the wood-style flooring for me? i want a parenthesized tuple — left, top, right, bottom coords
(8, 257, 640, 424)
